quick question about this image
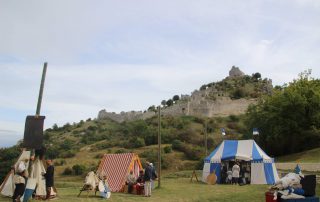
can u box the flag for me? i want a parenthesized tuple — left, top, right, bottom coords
(253, 128, 259, 135)
(294, 164, 304, 177)
(221, 128, 226, 136)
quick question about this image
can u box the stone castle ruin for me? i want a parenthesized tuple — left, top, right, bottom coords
(98, 67, 271, 122)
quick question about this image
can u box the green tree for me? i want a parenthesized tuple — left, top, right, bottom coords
(148, 105, 156, 112)
(252, 72, 262, 80)
(166, 99, 173, 106)
(52, 123, 59, 131)
(161, 100, 167, 106)
(173, 95, 180, 102)
(200, 85, 207, 90)
(245, 71, 320, 156)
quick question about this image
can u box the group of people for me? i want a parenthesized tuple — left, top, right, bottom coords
(126, 161, 157, 197)
(221, 161, 251, 185)
(12, 152, 55, 202)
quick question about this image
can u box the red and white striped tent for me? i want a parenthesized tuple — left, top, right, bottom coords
(96, 153, 143, 192)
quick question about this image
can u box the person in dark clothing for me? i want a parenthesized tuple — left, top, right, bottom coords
(44, 159, 55, 199)
(143, 162, 153, 197)
(136, 170, 145, 195)
(221, 164, 227, 184)
(150, 163, 157, 189)
(12, 169, 26, 202)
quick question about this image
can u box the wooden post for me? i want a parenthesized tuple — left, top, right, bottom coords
(36, 62, 47, 116)
(157, 106, 161, 188)
(190, 170, 199, 182)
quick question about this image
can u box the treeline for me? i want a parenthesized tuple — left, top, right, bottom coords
(0, 146, 20, 183)
(245, 71, 320, 156)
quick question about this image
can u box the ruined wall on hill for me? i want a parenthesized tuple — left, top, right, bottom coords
(97, 66, 262, 122)
(97, 97, 256, 122)
(97, 109, 155, 122)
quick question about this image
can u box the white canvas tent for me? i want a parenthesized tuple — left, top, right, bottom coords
(0, 150, 31, 197)
(202, 139, 279, 185)
(0, 150, 47, 198)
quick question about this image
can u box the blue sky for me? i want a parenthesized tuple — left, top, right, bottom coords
(0, 0, 319, 147)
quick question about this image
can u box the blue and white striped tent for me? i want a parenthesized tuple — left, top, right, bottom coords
(202, 139, 279, 184)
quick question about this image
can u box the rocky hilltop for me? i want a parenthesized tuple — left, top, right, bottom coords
(98, 66, 272, 122)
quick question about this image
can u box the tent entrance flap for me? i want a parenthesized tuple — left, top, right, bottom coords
(210, 163, 221, 183)
(264, 163, 275, 184)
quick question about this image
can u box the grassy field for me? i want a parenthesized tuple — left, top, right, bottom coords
(276, 148, 320, 163)
(1, 171, 319, 202)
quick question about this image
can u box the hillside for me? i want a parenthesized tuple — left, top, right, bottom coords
(276, 148, 320, 163)
(44, 115, 247, 175)
(0, 114, 249, 182)
(98, 67, 272, 122)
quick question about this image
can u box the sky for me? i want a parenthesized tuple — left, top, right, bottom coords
(0, 0, 319, 147)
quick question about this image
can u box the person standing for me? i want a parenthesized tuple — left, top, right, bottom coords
(221, 164, 227, 184)
(232, 162, 240, 185)
(143, 162, 152, 197)
(44, 159, 55, 200)
(12, 166, 27, 202)
(150, 163, 157, 189)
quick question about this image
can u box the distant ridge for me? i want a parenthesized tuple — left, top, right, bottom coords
(98, 66, 272, 122)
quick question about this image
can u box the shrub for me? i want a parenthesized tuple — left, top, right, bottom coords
(163, 146, 172, 153)
(59, 140, 73, 150)
(72, 164, 86, 175)
(231, 88, 247, 99)
(95, 153, 104, 159)
(54, 159, 66, 166)
(172, 139, 183, 150)
(59, 150, 76, 158)
(194, 117, 204, 124)
(182, 145, 203, 160)
(115, 149, 127, 154)
(46, 147, 60, 159)
(140, 150, 157, 163)
(124, 137, 146, 149)
(196, 157, 205, 170)
(207, 137, 215, 150)
(87, 125, 98, 131)
(227, 122, 238, 130)
(62, 167, 73, 175)
(132, 137, 145, 148)
(228, 115, 239, 122)
(161, 155, 169, 169)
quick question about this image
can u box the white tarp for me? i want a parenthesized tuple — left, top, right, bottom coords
(0, 150, 31, 197)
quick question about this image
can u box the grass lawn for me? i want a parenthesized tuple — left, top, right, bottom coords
(276, 148, 320, 163)
(1, 171, 319, 202)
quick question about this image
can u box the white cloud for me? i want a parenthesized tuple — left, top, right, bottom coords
(0, 0, 319, 147)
